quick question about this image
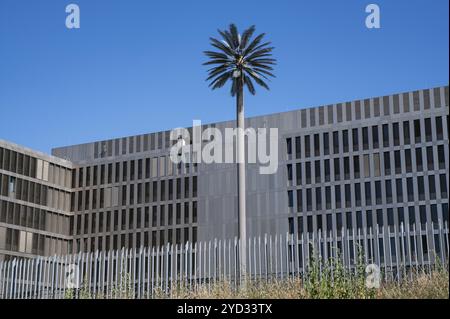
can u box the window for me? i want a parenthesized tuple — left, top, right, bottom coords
(326, 214, 332, 232)
(438, 145, 445, 169)
(325, 186, 331, 209)
(314, 161, 321, 183)
(346, 212, 352, 230)
(408, 207, 416, 229)
(397, 207, 405, 228)
(367, 210, 373, 229)
(151, 158, 158, 178)
(305, 136, 311, 157)
(403, 121, 410, 144)
(78, 168, 84, 188)
(306, 189, 312, 211)
(375, 181, 382, 205)
(363, 155, 370, 178)
(387, 208, 394, 231)
(372, 126, 379, 149)
(317, 214, 323, 232)
(323, 133, 330, 155)
(296, 163, 302, 185)
(426, 146, 434, 170)
(342, 130, 349, 153)
(193, 176, 197, 197)
(168, 205, 173, 225)
(440, 174, 448, 198)
(431, 204, 438, 227)
(414, 119, 421, 144)
(376, 209, 383, 229)
(374, 153, 380, 177)
(356, 211, 363, 229)
(315, 187, 322, 210)
(363, 127, 369, 150)
(295, 137, 301, 159)
(336, 213, 342, 233)
(8, 176, 16, 198)
(122, 162, 127, 182)
(393, 123, 400, 146)
(425, 118, 432, 142)
(384, 152, 391, 175)
(419, 205, 427, 227)
(364, 99, 370, 118)
(314, 134, 320, 156)
(324, 159, 330, 182)
(305, 162, 311, 184)
(396, 179, 403, 202)
(333, 132, 339, 154)
(296, 190, 302, 212)
(405, 149, 412, 172)
(385, 180, 392, 204)
(193, 202, 197, 223)
(345, 184, 351, 207)
(413, 91, 420, 110)
(382, 124, 389, 147)
(297, 217, 304, 235)
(287, 164, 293, 184)
(429, 175, 436, 200)
(288, 217, 294, 234)
(184, 177, 189, 198)
(415, 148, 423, 171)
(436, 117, 444, 140)
(407, 178, 414, 202)
(355, 183, 361, 206)
(286, 138, 292, 156)
(334, 158, 340, 181)
(352, 128, 359, 151)
(353, 156, 360, 178)
(344, 157, 350, 180)
(335, 185, 341, 209)
(307, 215, 313, 233)
(394, 151, 401, 174)
(374, 98, 380, 116)
(287, 190, 293, 208)
(153, 181, 158, 201)
(128, 209, 134, 229)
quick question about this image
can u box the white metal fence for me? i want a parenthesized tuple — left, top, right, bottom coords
(0, 222, 448, 299)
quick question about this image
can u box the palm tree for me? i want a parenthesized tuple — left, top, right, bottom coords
(203, 24, 276, 279)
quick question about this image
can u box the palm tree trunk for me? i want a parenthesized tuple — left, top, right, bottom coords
(236, 76, 247, 283)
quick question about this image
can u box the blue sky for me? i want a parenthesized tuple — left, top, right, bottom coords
(0, 0, 448, 154)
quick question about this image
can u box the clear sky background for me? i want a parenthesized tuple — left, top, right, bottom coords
(0, 0, 448, 154)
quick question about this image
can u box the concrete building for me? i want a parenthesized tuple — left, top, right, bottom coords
(0, 85, 449, 261)
(0, 141, 73, 261)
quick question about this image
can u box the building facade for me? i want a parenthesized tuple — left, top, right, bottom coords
(0, 141, 73, 261)
(0, 85, 449, 261)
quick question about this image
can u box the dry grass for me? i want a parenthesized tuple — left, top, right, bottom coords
(161, 268, 448, 299)
(376, 270, 449, 299)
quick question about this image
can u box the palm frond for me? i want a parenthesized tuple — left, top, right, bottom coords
(211, 72, 232, 90)
(206, 65, 230, 81)
(243, 33, 265, 56)
(209, 37, 235, 57)
(246, 48, 275, 62)
(203, 51, 229, 59)
(240, 25, 255, 50)
(204, 24, 276, 95)
(229, 24, 240, 49)
(217, 30, 235, 49)
(244, 75, 256, 95)
(203, 60, 232, 67)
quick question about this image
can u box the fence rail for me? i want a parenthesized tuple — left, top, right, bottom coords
(0, 222, 448, 299)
